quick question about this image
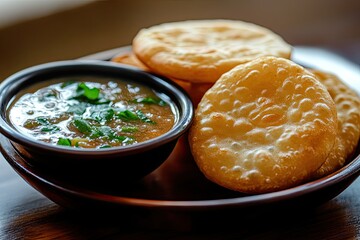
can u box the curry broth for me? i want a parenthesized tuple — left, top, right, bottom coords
(8, 76, 176, 149)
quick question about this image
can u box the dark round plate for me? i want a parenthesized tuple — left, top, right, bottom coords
(1, 46, 360, 213)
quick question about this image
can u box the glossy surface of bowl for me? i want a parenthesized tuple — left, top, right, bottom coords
(0, 60, 194, 185)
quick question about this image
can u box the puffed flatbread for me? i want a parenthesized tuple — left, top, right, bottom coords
(312, 70, 360, 178)
(112, 51, 150, 71)
(189, 56, 338, 193)
(133, 19, 292, 83)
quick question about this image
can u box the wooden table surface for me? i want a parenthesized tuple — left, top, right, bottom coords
(1, 46, 360, 239)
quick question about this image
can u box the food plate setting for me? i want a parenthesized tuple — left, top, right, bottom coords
(0, 20, 359, 214)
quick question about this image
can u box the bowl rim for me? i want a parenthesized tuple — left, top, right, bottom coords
(0, 60, 194, 155)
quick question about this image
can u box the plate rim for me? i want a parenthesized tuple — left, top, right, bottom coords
(3, 133, 360, 210)
(3, 45, 360, 210)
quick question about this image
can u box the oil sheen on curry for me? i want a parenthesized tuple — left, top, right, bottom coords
(8, 76, 176, 149)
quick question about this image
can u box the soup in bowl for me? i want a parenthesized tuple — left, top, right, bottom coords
(0, 60, 193, 186)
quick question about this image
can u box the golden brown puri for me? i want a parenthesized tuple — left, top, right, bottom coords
(132, 19, 292, 83)
(189, 56, 337, 194)
(311, 70, 360, 178)
(112, 51, 150, 71)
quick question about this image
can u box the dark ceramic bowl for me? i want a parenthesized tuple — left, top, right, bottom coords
(0, 60, 193, 186)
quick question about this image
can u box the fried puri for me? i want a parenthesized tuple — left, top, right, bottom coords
(133, 19, 292, 83)
(311, 70, 360, 178)
(189, 56, 338, 193)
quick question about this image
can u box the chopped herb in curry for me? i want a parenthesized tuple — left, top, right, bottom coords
(8, 77, 175, 149)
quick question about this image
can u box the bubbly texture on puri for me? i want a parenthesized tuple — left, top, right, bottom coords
(311, 70, 360, 178)
(189, 56, 338, 193)
(132, 19, 292, 83)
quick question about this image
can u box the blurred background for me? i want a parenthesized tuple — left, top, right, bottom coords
(0, 0, 359, 80)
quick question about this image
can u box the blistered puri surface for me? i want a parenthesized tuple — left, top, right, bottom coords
(189, 56, 337, 193)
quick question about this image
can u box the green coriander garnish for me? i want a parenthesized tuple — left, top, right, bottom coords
(69, 82, 110, 105)
(41, 125, 60, 132)
(132, 97, 167, 106)
(99, 145, 111, 149)
(121, 126, 138, 133)
(67, 102, 88, 115)
(57, 138, 71, 146)
(36, 117, 50, 125)
(77, 82, 100, 100)
(90, 108, 115, 123)
(136, 110, 155, 124)
(30, 117, 61, 133)
(73, 118, 92, 134)
(117, 110, 140, 121)
(116, 110, 155, 124)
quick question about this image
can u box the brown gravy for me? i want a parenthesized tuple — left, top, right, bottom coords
(8, 76, 176, 149)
